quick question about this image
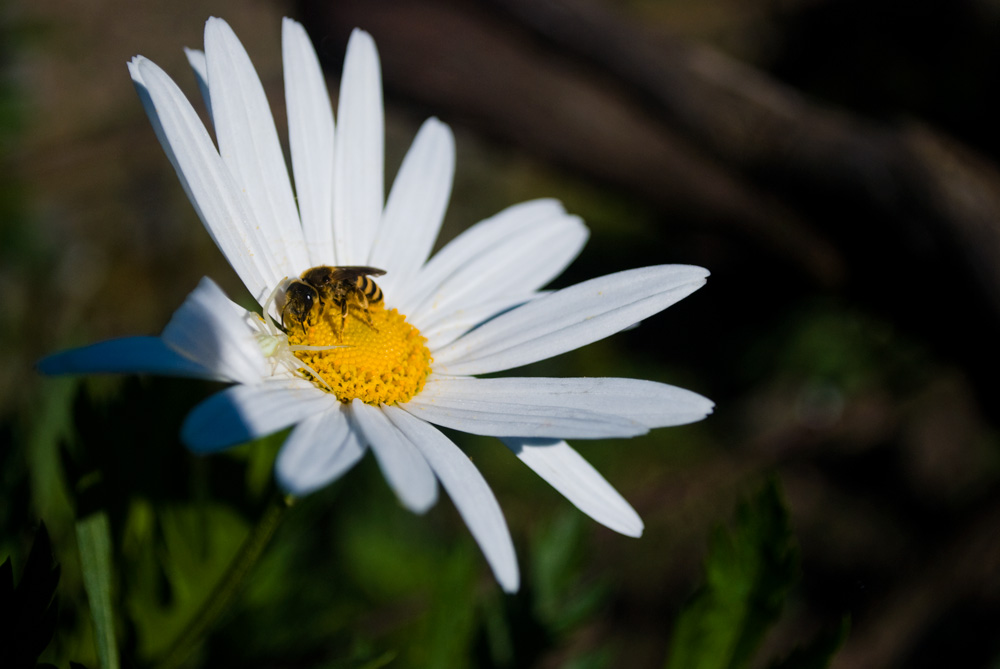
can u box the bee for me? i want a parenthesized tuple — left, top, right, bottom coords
(281, 265, 387, 338)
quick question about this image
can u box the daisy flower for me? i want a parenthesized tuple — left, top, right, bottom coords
(39, 17, 713, 592)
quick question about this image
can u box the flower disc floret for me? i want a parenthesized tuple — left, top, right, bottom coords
(288, 303, 432, 405)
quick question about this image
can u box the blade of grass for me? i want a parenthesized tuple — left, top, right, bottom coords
(76, 512, 119, 669)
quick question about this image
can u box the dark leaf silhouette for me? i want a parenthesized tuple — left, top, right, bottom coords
(0, 523, 61, 669)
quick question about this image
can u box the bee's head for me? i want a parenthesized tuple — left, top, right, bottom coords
(281, 280, 320, 329)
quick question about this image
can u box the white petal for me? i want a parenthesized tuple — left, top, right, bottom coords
(434, 265, 709, 375)
(408, 214, 588, 329)
(332, 29, 384, 264)
(421, 293, 539, 351)
(419, 376, 713, 428)
(182, 379, 332, 453)
(404, 386, 647, 440)
(394, 198, 567, 314)
(502, 438, 643, 537)
(161, 277, 269, 385)
(349, 400, 437, 513)
(183, 48, 212, 123)
(282, 17, 335, 267)
(130, 56, 277, 304)
(275, 405, 365, 496)
(370, 118, 454, 289)
(204, 18, 307, 277)
(37, 337, 213, 379)
(384, 405, 519, 592)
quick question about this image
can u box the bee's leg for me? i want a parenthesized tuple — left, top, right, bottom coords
(338, 300, 349, 342)
(356, 291, 379, 332)
(280, 304, 292, 332)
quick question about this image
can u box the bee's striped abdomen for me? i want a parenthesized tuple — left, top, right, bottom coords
(356, 276, 383, 304)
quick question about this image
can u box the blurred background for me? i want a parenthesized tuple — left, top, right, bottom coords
(3, 0, 1000, 667)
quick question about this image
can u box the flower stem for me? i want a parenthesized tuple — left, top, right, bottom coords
(152, 493, 290, 669)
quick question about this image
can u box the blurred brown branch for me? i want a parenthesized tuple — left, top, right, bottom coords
(302, 0, 843, 284)
(302, 0, 1000, 418)
(490, 0, 1000, 307)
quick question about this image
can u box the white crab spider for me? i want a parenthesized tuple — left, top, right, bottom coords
(252, 279, 345, 390)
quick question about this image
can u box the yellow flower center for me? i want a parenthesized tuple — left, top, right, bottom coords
(287, 302, 432, 405)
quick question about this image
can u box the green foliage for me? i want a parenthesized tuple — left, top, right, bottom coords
(530, 513, 609, 636)
(25, 379, 77, 530)
(473, 512, 613, 669)
(17, 366, 845, 669)
(665, 481, 823, 669)
(126, 502, 251, 663)
(746, 302, 931, 395)
(11, 368, 851, 669)
(415, 543, 479, 669)
(75, 513, 118, 669)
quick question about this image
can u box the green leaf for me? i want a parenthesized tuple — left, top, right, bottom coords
(75, 512, 119, 669)
(531, 512, 607, 633)
(126, 502, 251, 661)
(419, 543, 478, 669)
(26, 379, 78, 529)
(768, 617, 850, 669)
(664, 480, 798, 669)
